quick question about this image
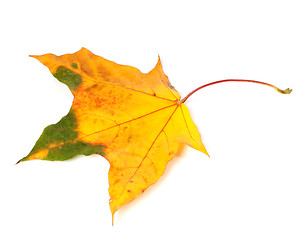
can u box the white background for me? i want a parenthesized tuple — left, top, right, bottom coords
(1, 0, 305, 239)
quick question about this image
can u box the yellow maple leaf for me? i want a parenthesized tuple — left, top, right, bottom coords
(19, 48, 291, 223)
(19, 48, 209, 222)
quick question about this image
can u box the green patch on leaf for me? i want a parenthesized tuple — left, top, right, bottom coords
(71, 62, 78, 69)
(27, 108, 78, 157)
(52, 66, 82, 90)
(46, 141, 106, 160)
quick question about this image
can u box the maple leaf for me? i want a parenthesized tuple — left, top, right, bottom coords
(19, 48, 209, 222)
(19, 48, 291, 223)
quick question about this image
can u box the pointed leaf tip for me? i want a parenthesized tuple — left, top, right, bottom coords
(29, 55, 38, 59)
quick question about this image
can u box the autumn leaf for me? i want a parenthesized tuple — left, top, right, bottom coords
(18, 48, 291, 223)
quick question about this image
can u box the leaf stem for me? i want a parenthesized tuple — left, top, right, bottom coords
(181, 79, 292, 103)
